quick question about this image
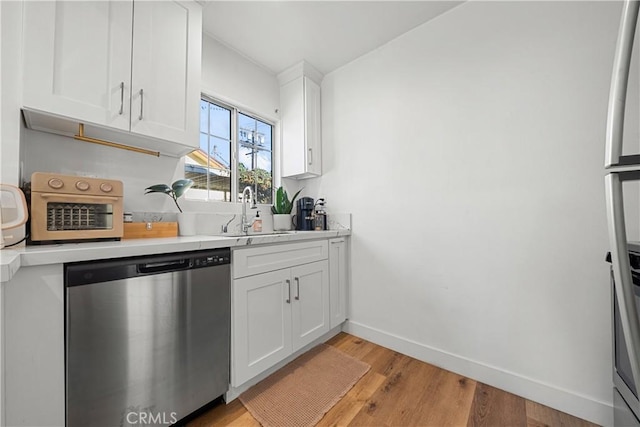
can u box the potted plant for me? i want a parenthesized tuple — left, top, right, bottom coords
(271, 186, 302, 231)
(145, 179, 195, 235)
(144, 179, 194, 213)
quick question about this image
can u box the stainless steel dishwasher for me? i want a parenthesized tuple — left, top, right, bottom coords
(64, 248, 231, 427)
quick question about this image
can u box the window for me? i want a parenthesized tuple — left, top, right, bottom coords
(185, 97, 273, 204)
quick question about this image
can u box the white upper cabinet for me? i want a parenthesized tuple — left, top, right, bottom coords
(21, 0, 202, 156)
(129, 1, 201, 145)
(278, 61, 323, 178)
(22, 1, 133, 131)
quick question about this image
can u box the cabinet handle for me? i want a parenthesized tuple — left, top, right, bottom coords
(308, 148, 312, 165)
(139, 88, 144, 121)
(295, 277, 300, 300)
(119, 82, 124, 115)
(286, 279, 291, 304)
(39, 193, 119, 201)
(331, 239, 345, 244)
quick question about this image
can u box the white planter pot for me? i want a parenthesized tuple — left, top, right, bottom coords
(273, 214, 292, 231)
(177, 212, 197, 236)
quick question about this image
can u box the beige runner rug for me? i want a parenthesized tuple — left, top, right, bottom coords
(239, 344, 371, 427)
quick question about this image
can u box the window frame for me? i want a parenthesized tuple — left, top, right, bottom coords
(190, 94, 275, 204)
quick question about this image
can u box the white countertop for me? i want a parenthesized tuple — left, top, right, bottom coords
(0, 230, 350, 283)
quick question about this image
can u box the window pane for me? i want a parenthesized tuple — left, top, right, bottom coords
(187, 97, 274, 204)
(199, 100, 209, 133)
(187, 99, 232, 202)
(209, 103, 231, 140)
(210, 136, 231, 169)
(238, 113, 272, 204)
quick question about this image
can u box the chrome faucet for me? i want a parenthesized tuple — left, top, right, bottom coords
(241, 186, 257, 233)
(220, 214, 236, 234)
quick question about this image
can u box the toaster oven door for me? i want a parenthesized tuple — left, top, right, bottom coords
(30, 192, 123, 241)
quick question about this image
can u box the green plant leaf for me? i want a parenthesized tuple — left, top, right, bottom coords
(172, 179, 194, 199)
(280, 188, 290, 213)
(144, 184, 172, 194)
(289, 189, 303, 209)
(273, 187, 285, 214)
(272, 186, 303, 214)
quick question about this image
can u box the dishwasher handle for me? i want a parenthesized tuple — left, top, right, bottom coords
(138, 259, 192, 274)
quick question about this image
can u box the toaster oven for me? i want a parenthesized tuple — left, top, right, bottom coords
(29, 172, 123, 243)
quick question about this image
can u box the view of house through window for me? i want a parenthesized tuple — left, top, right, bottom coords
(185, 97, 273, 204)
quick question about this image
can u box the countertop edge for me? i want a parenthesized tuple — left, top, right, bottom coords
(0, 250, 21, 283)
(0, 230, 351, 283)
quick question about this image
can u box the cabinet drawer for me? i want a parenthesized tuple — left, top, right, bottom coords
(233, 240, 328, 278)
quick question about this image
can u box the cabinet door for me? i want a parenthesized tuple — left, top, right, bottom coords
(22, 1, 132, 131)
(291, 261, 330, 351)
(130, 0, 201, 148)
(281, 76, 306, 177)
(232, 269, 292, 387)
(304, 77, 322, 176)
(329, 238, 348, 328)
(281, 76, 322, 178)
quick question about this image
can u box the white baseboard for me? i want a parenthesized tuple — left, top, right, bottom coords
(344, 320, 612, 426)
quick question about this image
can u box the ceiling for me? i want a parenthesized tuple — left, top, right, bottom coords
(201, 1, 463, 76)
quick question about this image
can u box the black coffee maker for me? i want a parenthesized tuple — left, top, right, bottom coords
(295, 197, 315, 230)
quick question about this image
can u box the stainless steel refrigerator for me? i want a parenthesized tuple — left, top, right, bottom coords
(605, 2, 640, 425)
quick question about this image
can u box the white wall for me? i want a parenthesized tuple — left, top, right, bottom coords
(306, 1, 620, 424)
(1, 1, 23, 186)
(20, 32, 281, 215)
(4, 1, 622, 423)
(200, 35, 301, 197)
(0, 3, 24, 423)
(201, 35, 279, 122)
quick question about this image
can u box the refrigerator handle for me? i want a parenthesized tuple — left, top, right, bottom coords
(605, 0, 639, 168)
(606, 173, 640, 395)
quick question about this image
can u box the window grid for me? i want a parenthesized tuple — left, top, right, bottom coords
(185, 96, 273, 204)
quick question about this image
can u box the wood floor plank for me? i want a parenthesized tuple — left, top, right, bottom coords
(324, 332, 351, 347)
(316, 371, 387, 427)
(224, 412, 261, 427)
(468, 383, 527, 427)
(329, 334, 378, 361)
(525, 400, 600, 427)
(349, 355, 439, 426)
(347, 355, 416, 426)
(359, 343, 408, 377)
(189, 333, 598, 427)
(409, 370, 477, 426)
(187, 399, 252, 427)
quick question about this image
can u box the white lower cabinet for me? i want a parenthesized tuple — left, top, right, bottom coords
(232, 268, 293, 386)
(232, 260, 329, 387)
(329, 238, 349, 329)
(291, 261, 330, 350)
(3, 264, 65, 427)
(232, 241, 330, 387)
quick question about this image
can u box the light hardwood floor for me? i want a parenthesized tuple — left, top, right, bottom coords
(188, 333, 599, 427)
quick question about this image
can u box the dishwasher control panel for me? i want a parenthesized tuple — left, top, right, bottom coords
(65, 248, 232, 286)
(194, 253, 231, 267)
